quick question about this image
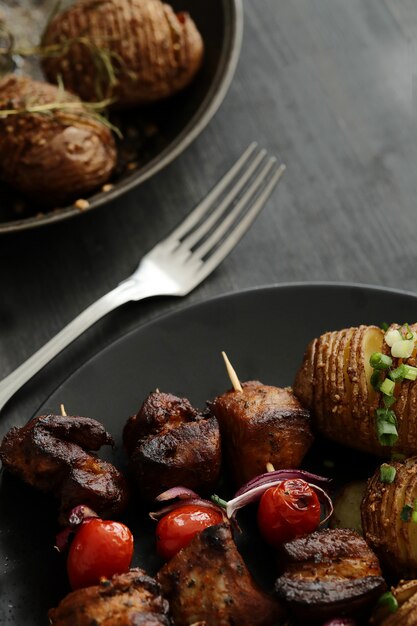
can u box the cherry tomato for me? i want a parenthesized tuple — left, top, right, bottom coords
(156, 505, 223, 560)
(67, 518, 134, 590)
(257, 478, 321, 546)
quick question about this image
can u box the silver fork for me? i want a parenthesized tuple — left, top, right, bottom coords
(0, 143, 285, 413)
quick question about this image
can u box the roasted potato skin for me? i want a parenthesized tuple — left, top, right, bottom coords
(275, 528, 386, 623)
(41, 0, 204, 108)
(371, 580, 417, 625)
(362, 457, 417, 578)
(294, 324, 417, 457)
(0, 75, 116, 205)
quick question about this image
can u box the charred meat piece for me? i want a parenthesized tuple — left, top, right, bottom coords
(157, 523, 285, 626)
(275, 528, 386, 623)
(210, 381, 313, 486)
(49, 568, 171, 625)
(0, 414, 128, 521)
(123, 391, 221, 501)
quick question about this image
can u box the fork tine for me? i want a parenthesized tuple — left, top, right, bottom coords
(168, 142, 259, 241)
(193, 162, 286, 282)
(178, 148, 268, 250)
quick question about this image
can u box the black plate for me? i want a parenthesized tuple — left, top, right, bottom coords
(2, 282, 417, 624)
(0, 0, 243, 233)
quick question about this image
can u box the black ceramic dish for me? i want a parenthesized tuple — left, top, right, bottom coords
(0, 0, 243, 233)
(2, 282, 417, 624)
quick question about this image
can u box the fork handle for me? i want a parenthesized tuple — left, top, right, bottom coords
(0, 279, 156, 413)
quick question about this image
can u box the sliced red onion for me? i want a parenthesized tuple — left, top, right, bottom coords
(150, 488, 227, 522)
(233, 469, 331, 498)
(54, 505, 99, 552)
(226, 471, 333, 522)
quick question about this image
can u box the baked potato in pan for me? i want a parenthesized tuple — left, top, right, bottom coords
(294, 324, 417, 457)
(362, 457, 417, 578)
(0, 74, 116, 205)
(41, 0, 204, 108)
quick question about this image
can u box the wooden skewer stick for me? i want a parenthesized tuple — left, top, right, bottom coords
(60, 403, 67, 416)
(266, 462, 275, 472)
(221, 351, 243, 392)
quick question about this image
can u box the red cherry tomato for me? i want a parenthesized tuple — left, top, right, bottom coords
(257, 478, 321, 546)
(67, 518, 134, 590)
(156, 505, 223, 560)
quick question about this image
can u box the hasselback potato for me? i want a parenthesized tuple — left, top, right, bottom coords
(293, 323, 417, 456)
(0, 74, 116, 205)
(362, 457, 417, 578)
(41, 0, 204, 108)
(371, 580, 417, 625)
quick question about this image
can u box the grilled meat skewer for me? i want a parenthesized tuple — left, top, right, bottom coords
(124, 391, 221, 501)
(157, 523, 285, 626)
(275, 528, 386, 623)
(0, 414, 128, 522)
(49, 568, 171, 625)
(210, 381, 313, 486)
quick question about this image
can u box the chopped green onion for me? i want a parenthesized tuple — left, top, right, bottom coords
(371, 370, 382, 390)
(380, 464, 396, 484)
(392, 339, 414, 359)
(383, 395, 396, 408)
(376, 408, 398, 446)
(389, 364, 407, 383)
(370, 352, 392, 370)
(377, 591, 398, 613)
(380, 378, 395, 396)
(401, 504, 413, 522)
(381, 322, 390, 332)
(401, 323, 414, 340)
(403, 364, 417, 381)
(412, 511, 417, 524)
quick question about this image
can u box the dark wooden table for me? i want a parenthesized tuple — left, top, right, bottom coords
(1, 0, 417, 438)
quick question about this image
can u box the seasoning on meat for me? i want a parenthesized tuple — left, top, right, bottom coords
(48, 568, 171, 625)
(275, 528, 386, 623)
(0, 414, 128, 522)
(157, 523, 285, 626)
(210, 380, 313, 486)
(123, 390, 221, 501)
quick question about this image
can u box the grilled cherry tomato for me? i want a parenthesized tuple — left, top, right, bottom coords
(156, 505, 223, 560)
(257, 478, 321, 546)
(67, 518, 134, 589)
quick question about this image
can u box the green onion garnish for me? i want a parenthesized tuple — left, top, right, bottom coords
(401, 504, 413, 522)
(388, 364, 407, 383)
(370, 352, 392, 370)
(380, 378, 395, 396)
(380, 464, 396, 484)
(383, 395, 396, 408)
(371, 370, 382, 390)
(403, 364, 417, 381)
(376, 408, 399, 446)
(381, 322, 390, 332)
(401, 323, 414, 340)
(377, 591, 398, 613)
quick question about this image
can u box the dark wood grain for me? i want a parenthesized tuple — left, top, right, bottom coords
(1, 0, 417, 440)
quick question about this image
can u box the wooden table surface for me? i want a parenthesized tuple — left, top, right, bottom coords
(1, 0, 417, 437)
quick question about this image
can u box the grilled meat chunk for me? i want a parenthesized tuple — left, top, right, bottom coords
(124, 391, 221, 500)
(361, 457, 417, 578)
(275, 528, 386, 623)
(49, 568, 171, 625)
(157, 523, 285, 626)
(210, 381, 313, 486)
(0, 414, 128, 521)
